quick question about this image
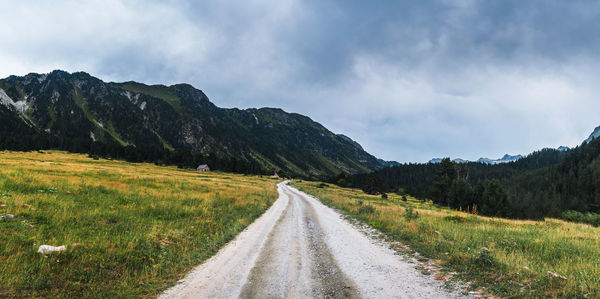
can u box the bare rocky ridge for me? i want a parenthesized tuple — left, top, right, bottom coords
(160, 182, 467, 298)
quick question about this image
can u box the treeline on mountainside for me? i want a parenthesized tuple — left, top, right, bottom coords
(331, 143, 600, 224)
(503, 138, 600, 223)
(0, 70, 385, 179)
(331, 147, 568, 198)
(428, 158, 511, 217)
(0, 130, 269, 175)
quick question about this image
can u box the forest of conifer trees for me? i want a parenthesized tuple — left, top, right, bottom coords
(335, 140, 600, 225)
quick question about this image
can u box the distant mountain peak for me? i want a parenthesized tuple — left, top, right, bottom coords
(584, 126, 600, 144)
(0, 69, 388, 179)
(478, 154, 522, 164)
(427, 147, 574, 165)
(428, 157, 469, 164)
(429, 154, 523, 164)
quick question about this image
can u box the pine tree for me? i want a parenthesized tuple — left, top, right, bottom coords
(430, 158, 457, 205)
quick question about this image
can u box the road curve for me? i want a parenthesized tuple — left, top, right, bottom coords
(160, 181, 465, 299)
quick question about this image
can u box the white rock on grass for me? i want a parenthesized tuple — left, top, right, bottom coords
(37, 245, 66, 255)
(548, 271, 568, 280)
(0, 214, 14, 220)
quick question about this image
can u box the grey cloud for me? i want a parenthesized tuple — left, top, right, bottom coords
(1, 0, 600, 162)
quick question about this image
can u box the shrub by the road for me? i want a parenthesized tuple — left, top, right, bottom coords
(560, 210, 600, 226)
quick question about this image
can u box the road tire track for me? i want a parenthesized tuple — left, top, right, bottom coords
(160, 181, 466, 299)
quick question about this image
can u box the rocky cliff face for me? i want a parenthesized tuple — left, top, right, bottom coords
(0, 70, 385, 178)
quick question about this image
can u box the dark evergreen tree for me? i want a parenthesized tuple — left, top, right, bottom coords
(363, 172, 382, 195)
(430, 158, 457, 205)
(448, 178, 474, 210)
(479, 179, 510, 217)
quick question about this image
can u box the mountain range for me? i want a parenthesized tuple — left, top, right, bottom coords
(429, 146, 570, 165)
(0, 70, 394, 178)
(428, 154, 523, 164)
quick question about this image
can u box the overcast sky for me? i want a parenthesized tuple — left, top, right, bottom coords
(2, 0, 600, 162)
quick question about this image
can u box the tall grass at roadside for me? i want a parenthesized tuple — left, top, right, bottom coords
(0, 151, 278, 298)
(292, 180, 600, 298)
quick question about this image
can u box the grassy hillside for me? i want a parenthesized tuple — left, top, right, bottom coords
(0, 70, 386, 179)
(0, 151, 278, 298)
(292, 181, 599, 298)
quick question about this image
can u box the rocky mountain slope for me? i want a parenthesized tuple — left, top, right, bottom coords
(584, 126, 600, 144)
(0, 70, 387, 178)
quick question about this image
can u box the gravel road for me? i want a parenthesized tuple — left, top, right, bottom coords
(160, 181, 466, 299)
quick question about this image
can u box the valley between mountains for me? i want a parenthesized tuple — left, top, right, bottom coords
(4, 1, 600, 298)
(0, 70, 393, 179)
(1, 70, 599, 298)
(1, 151, 598, 298)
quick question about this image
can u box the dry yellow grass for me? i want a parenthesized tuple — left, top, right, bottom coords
(293, 180, 600, 298)
(0, 151, 279, 298)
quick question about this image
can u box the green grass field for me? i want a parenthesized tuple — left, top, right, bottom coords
(0, 151, 278, 298)
(292, 180, 600, 298)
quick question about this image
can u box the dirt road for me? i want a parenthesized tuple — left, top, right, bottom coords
(160, 182, 465, 298)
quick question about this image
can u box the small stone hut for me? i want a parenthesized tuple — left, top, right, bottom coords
(196, 164, 210, 172)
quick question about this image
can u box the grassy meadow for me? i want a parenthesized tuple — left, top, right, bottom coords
(0, 151, 278, 298)
(292, 181, 600, 298)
